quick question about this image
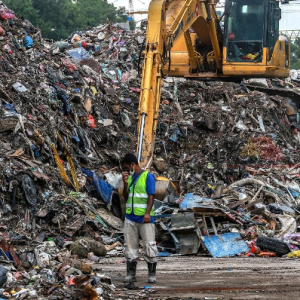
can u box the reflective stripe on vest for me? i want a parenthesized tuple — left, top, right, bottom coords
(126, 171, 154, 216)
(128, 193, 148, 198)
(126, 203, 147, 208)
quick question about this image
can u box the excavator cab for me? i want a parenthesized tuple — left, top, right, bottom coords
(225, 0, 265, 63)
(223, 0, 289, 77)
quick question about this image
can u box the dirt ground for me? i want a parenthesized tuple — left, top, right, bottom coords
(99, 256, 300, 300)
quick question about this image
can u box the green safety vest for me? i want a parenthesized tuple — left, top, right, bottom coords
(126, 171, 154, 216)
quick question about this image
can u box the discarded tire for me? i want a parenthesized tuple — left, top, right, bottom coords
(256, 236, 290, 256)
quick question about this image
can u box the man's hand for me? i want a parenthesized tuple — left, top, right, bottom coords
(122, 172, 129, 183)
(143, 213, 151, 223)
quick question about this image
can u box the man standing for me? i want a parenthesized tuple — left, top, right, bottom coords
(121, 153, 157, 283)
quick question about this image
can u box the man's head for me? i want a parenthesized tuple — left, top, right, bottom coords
(121, 153, 140, 175)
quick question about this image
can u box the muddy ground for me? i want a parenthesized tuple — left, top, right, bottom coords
(99, 256, 300, 299)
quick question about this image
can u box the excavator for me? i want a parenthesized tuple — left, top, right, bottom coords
(136, 0, 290, 170)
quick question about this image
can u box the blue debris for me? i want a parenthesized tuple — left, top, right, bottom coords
(5, 103, 17, 114)
(157, 251, 170, 257)
(203, 232, 249, 258)
(57, 91, 70, 116)
(169, 128, 182, 142)
(72, 135, 80, 143)
(288, 188, 299, 197)
(31, 144, 40, 159)
(81, 168, 114, 205)
(179, 193, 212, 210)
(23, 35, 33, 49)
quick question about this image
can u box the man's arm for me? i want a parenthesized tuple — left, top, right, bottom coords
(143, 172, 156, 223)
(143, 195, 154, 223)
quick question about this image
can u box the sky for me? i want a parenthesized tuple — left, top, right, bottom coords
(110, 0, 300, 31)
(279, 0, 300, 31)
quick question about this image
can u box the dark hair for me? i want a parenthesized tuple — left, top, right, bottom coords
(121, 153, 138, 165)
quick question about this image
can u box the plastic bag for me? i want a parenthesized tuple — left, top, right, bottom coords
(248, 78, 268, 88)
(23, 36, 33, 49)
(290, 70, 298, 80)
(287, 250, 300, 258)
(0, 10, 15, 20)
(13, 82, 27, 92)
(87, 114, 96, 128)
(67, 47, 91, 61)
(120, 110, 131, 127)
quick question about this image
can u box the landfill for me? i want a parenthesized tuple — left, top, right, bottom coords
(0, 2, 300, 299)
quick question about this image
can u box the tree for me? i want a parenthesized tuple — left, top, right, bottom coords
(290, 38, 300, 70)
(129, 20, 136, 31)
(3, 0, 40, 25)
(3, 0, 127, 40)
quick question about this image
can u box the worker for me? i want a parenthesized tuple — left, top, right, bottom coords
(121, 153, 158, 283)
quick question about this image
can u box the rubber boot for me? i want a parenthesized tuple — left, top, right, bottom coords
(147, 262, 157, 283)
(123, 261, 137, 283)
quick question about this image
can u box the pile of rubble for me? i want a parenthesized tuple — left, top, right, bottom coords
(0, 3, 146, 299)
(0, 2, 300, 298)
(146, 78, 300, 258)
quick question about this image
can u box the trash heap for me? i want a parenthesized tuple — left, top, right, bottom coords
(152, 79, 300, 258)
(155, 79, 300, 192)
(0, 4, 146, 299)
(0, 1, 300, 298)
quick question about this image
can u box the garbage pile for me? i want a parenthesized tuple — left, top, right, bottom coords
(155, 79, 300, 189)
(152, 78, 300, 258)
(0, 3, 146, 299)
(289, 69, 300, 81)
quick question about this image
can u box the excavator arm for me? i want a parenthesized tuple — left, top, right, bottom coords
(137, 0, 222, 168)
(136, 0, 166, 168)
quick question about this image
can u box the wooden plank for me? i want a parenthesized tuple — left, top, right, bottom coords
(202, 215, 209, 236)
(210, 217, 218, 236)
(194, 212, 226, 217)
(169, 225, 195, 231)
(193, 207, 223, 213)
(194, 214, 207, 250)
(210, 217, 222, 241)
(243, 197, 263, 210)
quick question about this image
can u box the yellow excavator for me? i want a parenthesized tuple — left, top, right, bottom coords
(136, 0, 290, 170)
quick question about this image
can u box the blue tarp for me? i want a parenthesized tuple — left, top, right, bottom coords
(179, 193, 213, 210)
(81, 168, 114, 205)
(203, 232, 249, 258)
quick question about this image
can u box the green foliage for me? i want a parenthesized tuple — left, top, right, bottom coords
(290, 38, 300, 70)
(129, 20, 136, 31)
(3, 0, 127, 40)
